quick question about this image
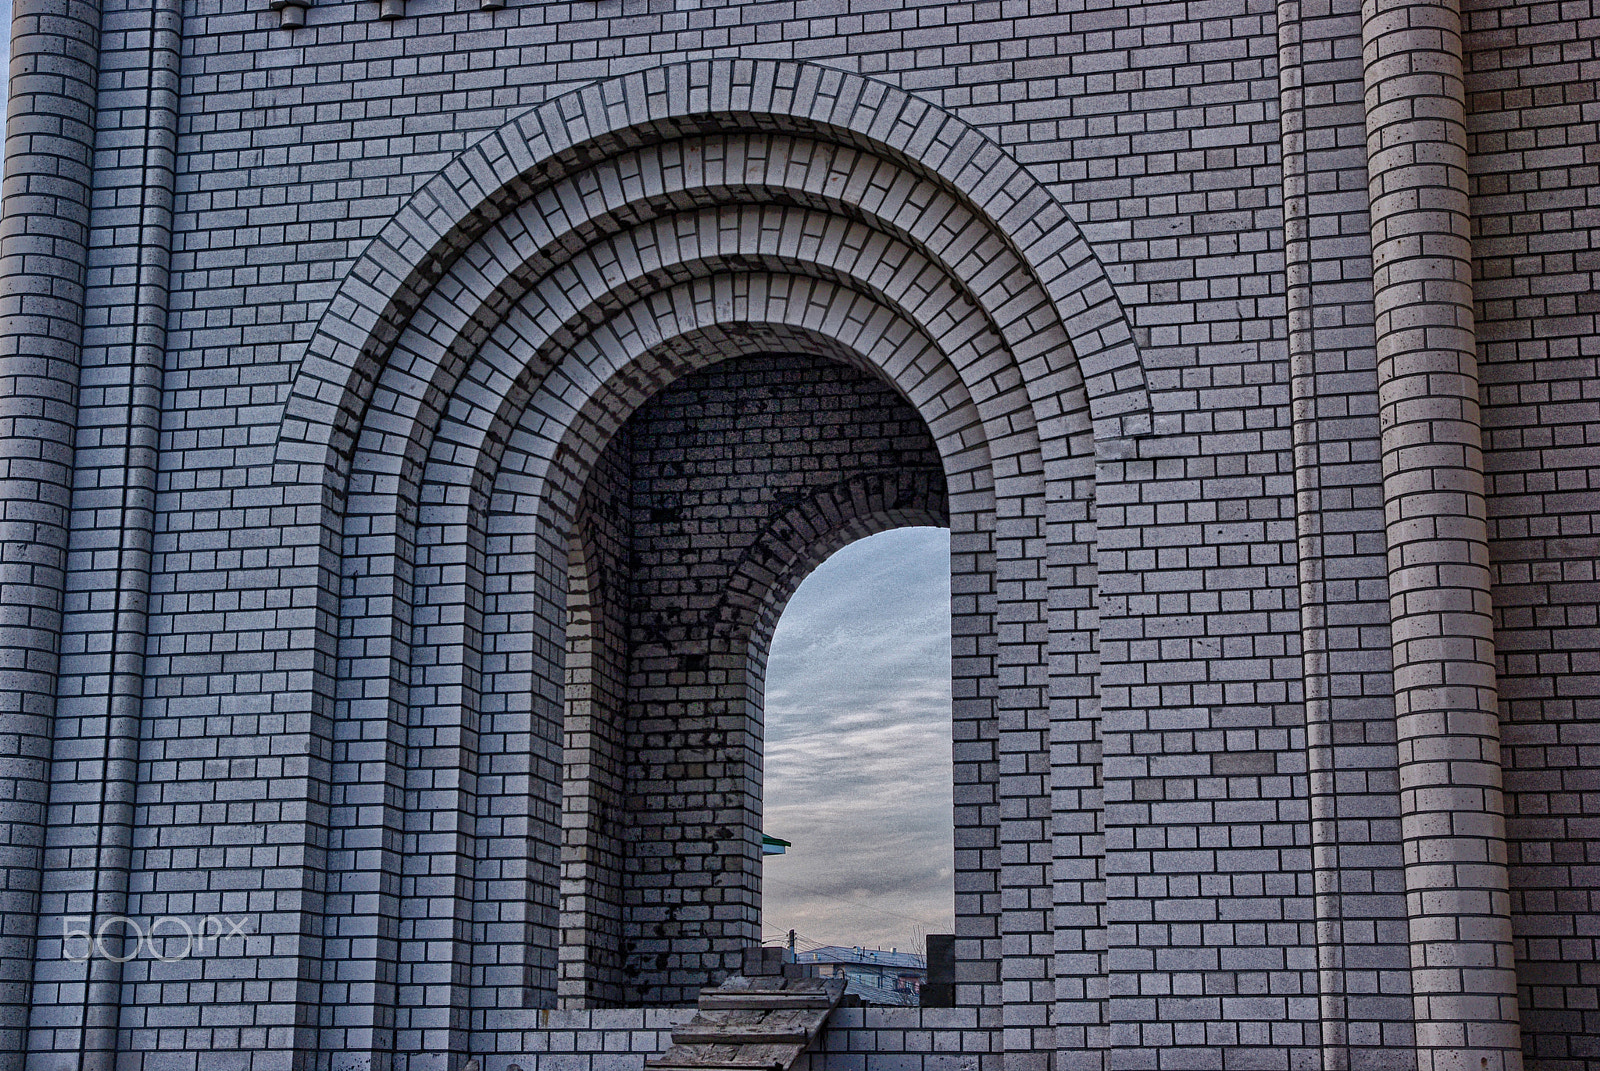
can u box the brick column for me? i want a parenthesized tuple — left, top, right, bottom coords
(25, 0, 180, 1063)
(1360, 1, 1522, 1067)
(0, 0, 101, 1062)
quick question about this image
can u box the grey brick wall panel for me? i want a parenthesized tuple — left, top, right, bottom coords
(0, 2, 1594, 1068)
(1465, 0, 1600, 1064)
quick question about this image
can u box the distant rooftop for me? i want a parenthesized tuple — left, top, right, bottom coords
(793, 946, 926, 970)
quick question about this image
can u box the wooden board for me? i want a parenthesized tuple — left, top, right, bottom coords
(671, 1008, 827, 1045)
(695, 975, 844, 1011)
(694, 991, 836, 1011)
(709, 976, 830, 994)
(646, 1042, 806, 1071)
(644, 974, 845, 1071)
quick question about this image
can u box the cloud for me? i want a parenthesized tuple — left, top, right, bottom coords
(759, 527, 955, 953)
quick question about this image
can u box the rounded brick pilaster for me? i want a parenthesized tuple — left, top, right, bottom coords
(0, 0, 101, 1061)
(1360, 0, 1522, 1066)
(26, 0, 183, 1064)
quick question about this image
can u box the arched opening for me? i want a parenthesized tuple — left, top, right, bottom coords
(759, 527, 955, 994)
(558, 352, 951, 1007)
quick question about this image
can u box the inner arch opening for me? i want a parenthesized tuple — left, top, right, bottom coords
(759, 527, 955, 996)
(557, 349, 959, 1007)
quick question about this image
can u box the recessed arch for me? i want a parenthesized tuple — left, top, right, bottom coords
(548, 352, 958, 1007)
(300, 57, 1122, 1066)
(321, 288, 1011, 1044)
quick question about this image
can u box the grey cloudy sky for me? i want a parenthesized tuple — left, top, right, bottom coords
(760, 526, 954, 955)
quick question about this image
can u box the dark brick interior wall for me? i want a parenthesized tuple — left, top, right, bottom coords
(562, 425, 634, 1007)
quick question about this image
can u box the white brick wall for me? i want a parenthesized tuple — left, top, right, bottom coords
(0, 1, 1592, 1068)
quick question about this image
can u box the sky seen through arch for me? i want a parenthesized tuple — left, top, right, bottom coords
(759, 525, 955, 956)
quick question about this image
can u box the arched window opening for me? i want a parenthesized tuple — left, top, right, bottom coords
(555, 351, 958, 1009)
(759, 527, 955, 1005)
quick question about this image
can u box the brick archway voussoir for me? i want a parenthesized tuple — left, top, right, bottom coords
(277, 59, 1147, 491)
(466, 291, 998, 528)
(397, 237, 1029, 514)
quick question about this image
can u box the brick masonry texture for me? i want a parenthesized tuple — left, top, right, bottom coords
(0, 1, 1592, 1070)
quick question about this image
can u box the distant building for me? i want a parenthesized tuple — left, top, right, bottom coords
(793, 946, 926, 1007)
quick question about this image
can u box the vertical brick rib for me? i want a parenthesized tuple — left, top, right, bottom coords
(1285, 1, 1419, 1065)
(27, 0, 180, 1062)
(1359, 1, 1522, 1066)
(0, 0, 101, 1061)
(1280, 4, 1355, 1059)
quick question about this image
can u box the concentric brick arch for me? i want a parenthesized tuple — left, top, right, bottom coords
(321, 286, 1007, 1048)
(306, 57, 1124, 1065)
(273, 58, 1150, 494)
(409, 224, 1022, 517)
